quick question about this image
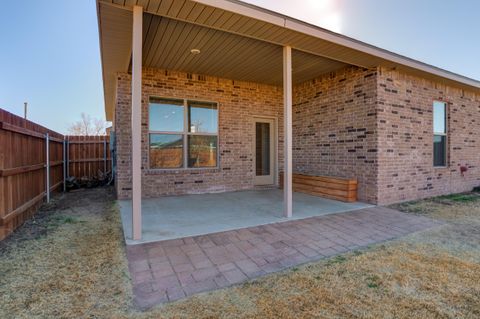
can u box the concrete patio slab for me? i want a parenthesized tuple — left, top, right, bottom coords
(125, 206, 443, 309)
(119, 189, 372, 244)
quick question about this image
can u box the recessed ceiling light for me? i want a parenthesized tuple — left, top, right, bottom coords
(190, 48, 201, 55)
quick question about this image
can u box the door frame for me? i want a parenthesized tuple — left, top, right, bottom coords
(252, 116, 278, 186)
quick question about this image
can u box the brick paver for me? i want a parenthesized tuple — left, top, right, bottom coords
(126, 207, 442, 309)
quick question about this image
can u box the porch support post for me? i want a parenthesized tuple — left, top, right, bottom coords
(131, 5, 143, 240)
(45, 133, 50, 203)
(283, 45, 293, 218)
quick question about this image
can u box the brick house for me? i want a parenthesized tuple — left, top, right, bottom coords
(97, 0, 480, 241)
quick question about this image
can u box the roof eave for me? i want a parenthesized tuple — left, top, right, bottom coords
(96, 0, 112, 121)
(193, 0, 480, 90)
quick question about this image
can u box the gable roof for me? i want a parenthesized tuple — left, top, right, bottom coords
(98, 0, 480, 120)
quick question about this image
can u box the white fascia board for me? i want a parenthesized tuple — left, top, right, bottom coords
(193, 0, 285, 27)
(193, 0, 480, 89)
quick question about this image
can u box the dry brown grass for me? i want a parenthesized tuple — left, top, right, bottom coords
(0, 188, 132, 318)
(155, 244, 480, 319)
(392, 192, 480, 224)
(1, 188, 479, 318)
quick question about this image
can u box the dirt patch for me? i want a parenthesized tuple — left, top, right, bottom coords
(0, 197, 65, 252)
(1, 188, 479, 318)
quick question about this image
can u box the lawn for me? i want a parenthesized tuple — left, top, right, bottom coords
(1, 188, 479, 318)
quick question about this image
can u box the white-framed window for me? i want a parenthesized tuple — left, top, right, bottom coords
(433, 101, 447, 167)
(148, 97, 218, 169)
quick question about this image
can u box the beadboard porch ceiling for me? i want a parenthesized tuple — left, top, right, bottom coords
(97, 1, 351, 121)
(140, 14, 347, 86)
(97, 0, 480, 121)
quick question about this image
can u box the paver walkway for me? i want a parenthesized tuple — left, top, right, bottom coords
(125, 207, 442, 309)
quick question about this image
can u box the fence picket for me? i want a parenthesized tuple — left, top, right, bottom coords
(0, 108, 111, 240)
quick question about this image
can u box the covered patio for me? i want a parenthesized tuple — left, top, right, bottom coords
(119, 189, 372, 244)
(97, 0, 386, 243)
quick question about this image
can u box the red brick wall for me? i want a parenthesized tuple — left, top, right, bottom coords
(115, 68, 283, 199)
(376, 67, 480, 204)
(115, 66, 480, 204)
(292, 66, 378, 203)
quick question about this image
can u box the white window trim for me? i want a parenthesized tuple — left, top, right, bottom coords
(433, 101, 448, 168)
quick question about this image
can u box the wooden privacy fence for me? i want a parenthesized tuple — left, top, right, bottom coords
(0, 108, 111, 240)
(66, 135, 112, 182)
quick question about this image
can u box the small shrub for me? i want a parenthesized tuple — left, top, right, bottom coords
(436, 193, 479, 203)
(366, 275, 381, 289)
(391, 202, 430, 215)
(328, 255, 347, 265)
(62, 216, 77, 224)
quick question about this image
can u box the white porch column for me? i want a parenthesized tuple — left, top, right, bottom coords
(132, 5, 143, 240)
(283, 45, 293, 218)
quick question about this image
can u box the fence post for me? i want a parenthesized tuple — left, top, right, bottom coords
(66, 139, 69, 179)
(45, 133, 50, 203)
(63, 139, 66, 192)
(103, 138, 107, 178)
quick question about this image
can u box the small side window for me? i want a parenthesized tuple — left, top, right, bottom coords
(433, 101, 447, 167)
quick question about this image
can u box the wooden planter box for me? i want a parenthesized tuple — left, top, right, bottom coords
(279, 173, 358, 202)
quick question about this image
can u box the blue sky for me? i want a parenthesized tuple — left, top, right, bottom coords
(0, 0, 103, 133)
(1, 0, 479, 133)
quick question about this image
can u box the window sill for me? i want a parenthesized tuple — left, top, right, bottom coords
(144, 168, 220, 175)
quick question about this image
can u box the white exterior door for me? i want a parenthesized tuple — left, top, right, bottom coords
(253, 118, 275, 185)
